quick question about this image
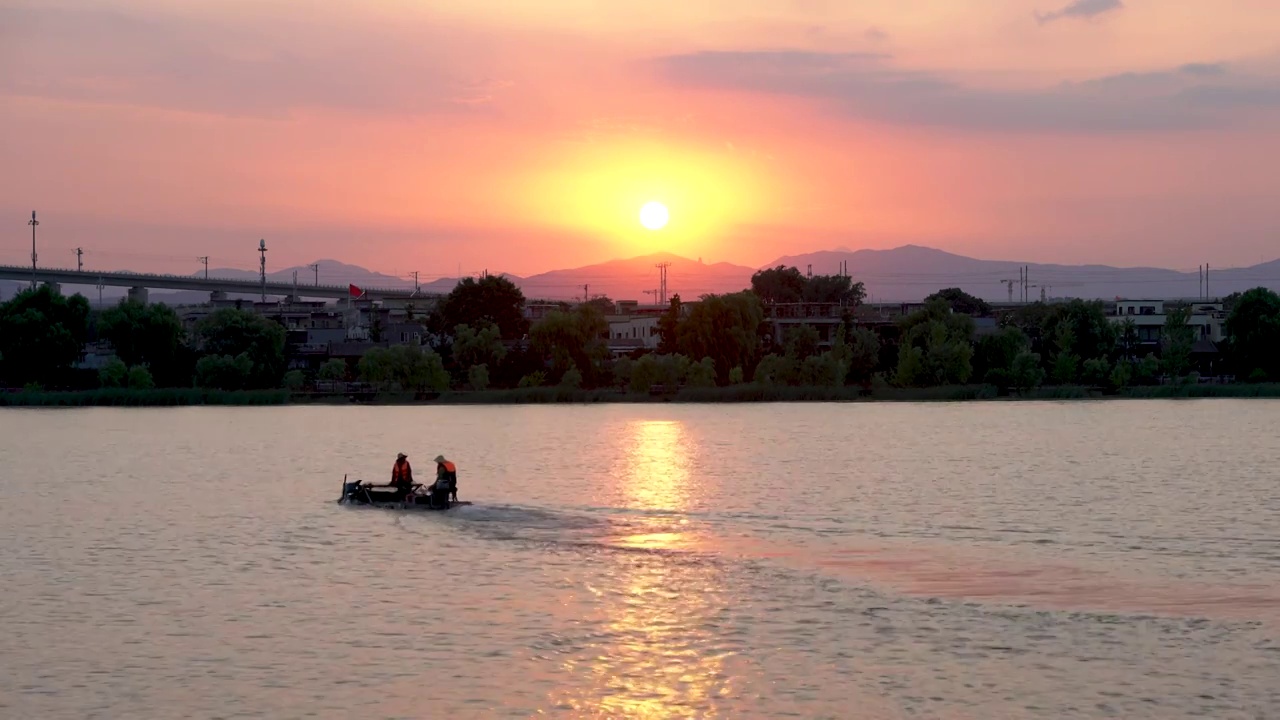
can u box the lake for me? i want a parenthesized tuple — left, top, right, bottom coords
(2, 401, 1278, 719)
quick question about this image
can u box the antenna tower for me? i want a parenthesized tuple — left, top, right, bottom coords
(258, 239, 268, 303)
(654, 262, 671, 304)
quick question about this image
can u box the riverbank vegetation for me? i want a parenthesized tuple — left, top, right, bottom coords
(3, 271, 1280, 406)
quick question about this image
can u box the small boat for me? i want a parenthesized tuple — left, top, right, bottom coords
(338, 475, 472, 510)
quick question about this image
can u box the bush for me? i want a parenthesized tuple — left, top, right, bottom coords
(559, 367, 583, 389)
(127, 365, 156, 390)
(283, 369, 306, 391)
(728, 366, 744, 385)
(99, 358, 128, 388)
(518, 371, 546, 388)
(468, 363, 490, 391)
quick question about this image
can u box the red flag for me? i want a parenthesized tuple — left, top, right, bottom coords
(349, 284, 364, 298)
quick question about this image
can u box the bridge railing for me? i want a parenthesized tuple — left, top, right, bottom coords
(0, 264, 430, 296)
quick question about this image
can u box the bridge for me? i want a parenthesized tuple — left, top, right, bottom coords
(0, 264, 440, 303)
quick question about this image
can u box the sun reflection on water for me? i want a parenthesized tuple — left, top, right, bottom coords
(544, 419, 737, 718)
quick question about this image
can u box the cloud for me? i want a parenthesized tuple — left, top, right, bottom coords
(0, 4, 509, 118)
(1036, 0, 1124, 25)
(655, 50, 1280, 133)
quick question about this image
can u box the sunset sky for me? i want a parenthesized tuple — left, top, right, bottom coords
(2, 0, 1278, 280)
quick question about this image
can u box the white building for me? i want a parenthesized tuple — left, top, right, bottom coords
(1110, 299, 1227, 345)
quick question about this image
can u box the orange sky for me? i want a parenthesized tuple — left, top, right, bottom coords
(2, 0, 1278, 279)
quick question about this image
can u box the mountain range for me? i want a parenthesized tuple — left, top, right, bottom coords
(4, 246, 1278, 306)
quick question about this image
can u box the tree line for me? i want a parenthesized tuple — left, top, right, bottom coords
(3, 274, 1280, 395)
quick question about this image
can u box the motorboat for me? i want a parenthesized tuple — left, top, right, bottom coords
(337, 475, 471, 510)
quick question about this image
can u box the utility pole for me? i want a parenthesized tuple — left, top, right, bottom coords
(292, 270, 298, 301)
(258, 239, 268, 303)
(309, 262, 319, 286)
(1205, 263, 1210, 298)
(75, 247, 83, 272)
(654, 262, 670, 304)
(28, 211, 39, 289)
(96, 277, 104, 306)
(583, 284, 589, 303)
(1001, 279, 1015, 302)
(409, 271, 420, 295)
(198, 256, 209, 279)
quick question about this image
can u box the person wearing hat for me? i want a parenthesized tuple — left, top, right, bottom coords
(434, 455, 458, 502)
(391, 453, 414, 495)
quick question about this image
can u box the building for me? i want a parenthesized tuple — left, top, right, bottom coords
(1110, 299, 1227, 346)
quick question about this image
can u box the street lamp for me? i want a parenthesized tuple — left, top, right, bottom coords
(28, 211, 38, 289)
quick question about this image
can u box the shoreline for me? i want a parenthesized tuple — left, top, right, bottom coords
(3, 383, 1280, 407)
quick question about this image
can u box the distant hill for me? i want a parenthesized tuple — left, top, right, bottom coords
(764, 245, 1280, 302)
(5, 247, 1280, 307)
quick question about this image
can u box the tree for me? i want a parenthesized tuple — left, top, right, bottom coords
(438, 275, 528, 340)
(676, 291, 765, 384)
(750, 266, 807, 304)
(1009, 350, 1046, 393)
(783, 324, 821, 362)
(728, 366, 745, 384)
(530, 304, 609, 384)
(318, 358, 348, 383)
(845, 327, 880, 384)
(974, 326, 1030, 384)
(1223, 287, 1280, 380)
(559, 367, 583, 389)
(468, 363, 490, 391)
(282, 369, 306, 391)
(195, 353, 254, 391)
(656, 295, 683, 354)
(686, 357, 717, 388)
(358, 345, 449, 393)
(195, 308, 287, 389)
(1050, 322, 1080, 384)
(127, 365, 156, 389)
(1081, 357, 1112, 387)
(0, 286, 91, 387)
(99, 357, 128, 388)
(1161, 304, 1195, 379)
(97, 300, 185, 383)
(630, 354, 689, 393)
(893, 299, 974, 386)
(926, 288, 992, 317)
(452, 323, 507, 371)
(751, 265, 865, 306)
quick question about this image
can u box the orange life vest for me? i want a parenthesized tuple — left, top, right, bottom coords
(439, 460, 456, 474)
(392, 460, 411, 482)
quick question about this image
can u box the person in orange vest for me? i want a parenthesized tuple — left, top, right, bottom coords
(391, 453, 413, 493)
(434, 455, 458, 502)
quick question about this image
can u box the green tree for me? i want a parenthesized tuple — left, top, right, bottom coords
(894, 299, 974, 386)
(453, 323, 508, 370)
(195, 353, 254, 390)
(1223, 287, 1280, 380)
(686, 357, 717, 388)
(195, 308, 286, 389)
(1081, 357, 1112, 387)
(926, 287, 992, 317)
(97, 300, 185, 383)
(1161, 304, 1195, 379)
(613, 356, 634, 389)
(127, 365, 156, 389)
(845, 327, 880, 384)
(1110, 360, 1133, 389)
(468, 363, 490, 391)
(728, 366, 744, 384)
(630, 354, 689, 393)
(750, 266, 808, 304)
(783, 324, 821, 361)
(99, 357, 128, 388)
(753, 354, 793, 386)
(518, 371, 546, 388)
(0, 286, 91, 387)
(282, 369, 306, 391)
(559, 366, 583, 389)
(318, 358, 348, 382)
(676, 291, 765, 384)
(530, 304, 609, 383)
(439, 275, 528, 340)
(656, 295, 683, 354)
(1050, 322, 1080, 384)
(358, 345, 449, 393)
(1009, 350, 1046, 393)
(974, 326, 1030, 383)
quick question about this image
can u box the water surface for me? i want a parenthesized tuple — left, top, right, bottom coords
(2, 401, 1278, 719)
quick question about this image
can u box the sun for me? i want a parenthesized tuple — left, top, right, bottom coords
(639, 201, 669, 231)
